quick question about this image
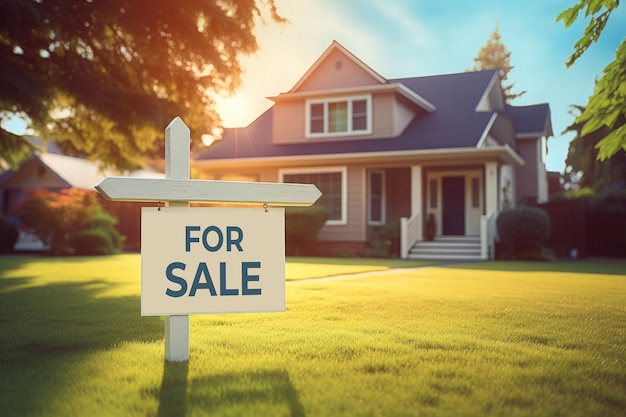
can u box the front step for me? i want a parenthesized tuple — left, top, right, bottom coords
(407, 235, 483, 261)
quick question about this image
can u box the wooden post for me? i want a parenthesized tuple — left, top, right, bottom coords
(163, 117, 190, 362)
(95, 117, 321, 364)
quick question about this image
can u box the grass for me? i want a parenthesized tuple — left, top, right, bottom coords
(0, 254, 625, 416)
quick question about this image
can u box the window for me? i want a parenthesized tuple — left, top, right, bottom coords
(368, 170, 385, 224)
(281, 167, 347, 225)
(471, 178, 480, 208)
(306, 96, 371, 137)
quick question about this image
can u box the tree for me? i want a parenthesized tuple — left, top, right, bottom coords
(557, 0, 626, 161)
(471, 23, 526, 102)
(563, 104, 626, 192)
(0, 0, 283, 170)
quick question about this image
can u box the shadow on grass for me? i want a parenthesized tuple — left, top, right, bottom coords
(156, 365, 305, 417)
(0, 275, 162, 416)
(444, 258, 626, 275)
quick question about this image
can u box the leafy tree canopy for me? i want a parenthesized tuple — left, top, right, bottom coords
(471, 23, 526, 103)
(557, 0, 626, 161)
(564, 105, 626, 192)
(0, 0, 283, 170)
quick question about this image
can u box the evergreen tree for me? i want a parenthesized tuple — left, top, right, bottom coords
(0, 0, 283, 170)
(471, 23, 526, 103)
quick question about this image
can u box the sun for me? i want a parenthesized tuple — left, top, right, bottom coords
(216, 93, 253, 128)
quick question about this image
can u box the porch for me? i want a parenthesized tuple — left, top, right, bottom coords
(371, 162, 501, 260)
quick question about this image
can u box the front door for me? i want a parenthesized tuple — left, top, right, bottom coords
(442, 176, 465, 235)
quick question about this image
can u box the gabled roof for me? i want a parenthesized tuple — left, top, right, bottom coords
(197, 70, 501, 161)
(0, 152, 163, 190)
(289, 40, 387, 92)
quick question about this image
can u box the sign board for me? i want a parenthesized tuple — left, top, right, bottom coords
(141, 206, 285, 316)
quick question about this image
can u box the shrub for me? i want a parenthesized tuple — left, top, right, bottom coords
(0, 215, 18, 254)
(285, 205, 328, 255)
(69, 228, 116, 255)
(14, 188, 123, 256)
(497, 206, 551, 260)
(363, 219, 400, 258)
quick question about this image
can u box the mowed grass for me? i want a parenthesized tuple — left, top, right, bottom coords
(0, 255, 625, 417)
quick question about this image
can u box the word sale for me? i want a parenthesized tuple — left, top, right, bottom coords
(165, 225, 262, 298)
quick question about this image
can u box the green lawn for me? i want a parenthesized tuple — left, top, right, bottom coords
(0, 254, 625, 416)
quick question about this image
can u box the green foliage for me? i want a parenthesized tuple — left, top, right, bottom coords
(558, 0, 626, 160)
(0, 215, 18, 253)
(0, 0, 284, 170)
(497, 207, 552, 260)
(1, 255, 625, 416)
(68, 228, 117, 256)
(285, 205, 328, 255)
(563, 104, 626, 192)
(362, 219, 400, 258)
(13, 188, 123, 255)
(471, 23, 526, 102)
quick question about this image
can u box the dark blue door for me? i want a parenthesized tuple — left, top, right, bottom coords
(442, 176, 465, 235)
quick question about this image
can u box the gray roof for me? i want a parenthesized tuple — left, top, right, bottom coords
(197, 69, 551, 160)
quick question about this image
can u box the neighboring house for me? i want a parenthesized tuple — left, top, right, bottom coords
(0, 151, 162, 250)
(194, 41, 553, 260)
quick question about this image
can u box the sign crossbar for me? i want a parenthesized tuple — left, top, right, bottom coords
(95, 117, 321, 363)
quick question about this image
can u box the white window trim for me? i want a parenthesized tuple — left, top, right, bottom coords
(279, 166, 348, 226)
(305, 95, 372, 138)
(368, 170, 385, 225)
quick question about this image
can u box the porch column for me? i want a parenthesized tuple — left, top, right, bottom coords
(411, 165, 422, 216)
(485, 162, 498, 214)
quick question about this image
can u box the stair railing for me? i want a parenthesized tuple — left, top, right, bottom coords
(400, 211, 422, 259)
(480, 211, 498, 259)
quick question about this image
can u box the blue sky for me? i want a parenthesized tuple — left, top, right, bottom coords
(218, 0, 625, 172)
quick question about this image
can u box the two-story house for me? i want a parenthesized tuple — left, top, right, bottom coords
(194, 41, 552, 260)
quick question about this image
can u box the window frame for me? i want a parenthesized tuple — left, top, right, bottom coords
(305, 95, 372, 138)
(279, 166, 348, 226)
(368, 170, 385, 225)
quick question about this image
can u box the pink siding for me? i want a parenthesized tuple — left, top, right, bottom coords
(296, 49, 382, 91)
(273, 100, 305, 143)
(2, 160, 66, 189)
(516, 139, 540, 204)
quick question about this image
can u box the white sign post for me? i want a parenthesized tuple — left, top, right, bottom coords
(95, 117, 321, 362)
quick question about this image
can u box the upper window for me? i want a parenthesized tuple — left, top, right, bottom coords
(306, 96, 371, 138)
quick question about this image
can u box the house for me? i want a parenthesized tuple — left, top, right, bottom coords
(193, 41, 553, 260)
(0, 150, 163, 250)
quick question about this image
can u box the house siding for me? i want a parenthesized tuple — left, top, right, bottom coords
(296, 48, 382, 91)
(273, 91, 410, 144)
(318, 165, 366, 242)
(516, 138, 541, 204)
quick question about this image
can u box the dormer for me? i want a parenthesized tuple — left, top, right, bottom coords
(269, 41, 435, 145)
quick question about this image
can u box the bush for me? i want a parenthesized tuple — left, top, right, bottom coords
(497, 206, 552, 260)
(14, 188, 123, 256)
(363, 219, 400, 258)
(285, 205, 328, 256)
(69, 228, 116, 255)
(0, 216, 18, 254)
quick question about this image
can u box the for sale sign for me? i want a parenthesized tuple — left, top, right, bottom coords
(141, 207, 285, 316)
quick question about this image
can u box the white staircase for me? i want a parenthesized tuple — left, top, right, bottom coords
(407, 235, 483, 261)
